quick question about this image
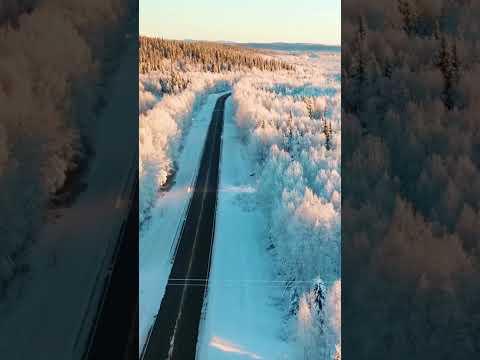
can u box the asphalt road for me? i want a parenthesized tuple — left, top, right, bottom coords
(142, 93, 231, 360)
(84, 178, 139, 360)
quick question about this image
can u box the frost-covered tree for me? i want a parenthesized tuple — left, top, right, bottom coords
(0, 0, 130, 287)
(343, 0, 480, 357)
(232, 53, 341, 357)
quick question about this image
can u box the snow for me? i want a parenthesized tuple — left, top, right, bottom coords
(0, 35, 137, 359)
(139, 91, 229, 353)
(196, 97, 294, 359)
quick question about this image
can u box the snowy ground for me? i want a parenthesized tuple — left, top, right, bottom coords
(0, 36, 137, 359)
(139, 91, 229, 352)
(196, 97, 294, 359)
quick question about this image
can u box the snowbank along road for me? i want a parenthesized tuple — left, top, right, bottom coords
(142, 93, 231, 359)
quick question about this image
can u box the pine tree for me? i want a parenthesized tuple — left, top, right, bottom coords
(451, 41, 460, 84)
(433, 19, 441, 40)
(398, 0, 418, 35)
(358, 15, 367, 42)
(285, 111, 294, 153)
(384, 57, 393, 78)
(304, 97, 314, 119)
(438, 35, 455, 110)
(323, 119, 332, 151)
(355, 16, 367, 86)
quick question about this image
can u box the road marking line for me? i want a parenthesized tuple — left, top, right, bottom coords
(166, 94, 227, 359)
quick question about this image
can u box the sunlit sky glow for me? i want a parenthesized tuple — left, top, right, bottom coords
(140, 0, 340, 45)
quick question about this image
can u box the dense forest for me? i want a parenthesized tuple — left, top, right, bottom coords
(0, 0, 131, 290)
(139, 36, 294, 74)
(343, 0, 480, 358)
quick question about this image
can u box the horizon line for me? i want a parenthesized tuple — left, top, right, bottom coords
(139, 34, 340, 47)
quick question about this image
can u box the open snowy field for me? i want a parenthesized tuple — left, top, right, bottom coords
(139, 49, 341, 358)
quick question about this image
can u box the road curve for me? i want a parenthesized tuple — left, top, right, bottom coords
(142, 93, 231, 360)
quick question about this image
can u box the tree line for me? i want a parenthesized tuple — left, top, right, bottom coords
(139, 36, 294, 74)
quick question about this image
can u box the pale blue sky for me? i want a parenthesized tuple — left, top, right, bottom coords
(140, 0, 340, 45)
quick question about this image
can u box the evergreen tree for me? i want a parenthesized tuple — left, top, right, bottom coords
(304, 96, 314, 119)
(398, 0, 418, 35)
(433, 19, 441, 40)
(384, 58, 393, 79)
(285, 111, 294, 153)
(451, 41, 460, 84)
(438, 35, 455, 110)
(139, 37, 294, 74)
(323, 119, 332, 151)
(354, 16, 367, 88)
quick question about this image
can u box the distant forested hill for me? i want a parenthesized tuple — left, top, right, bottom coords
(139, 37, 294, 74)
(240, 42, 341, 53)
